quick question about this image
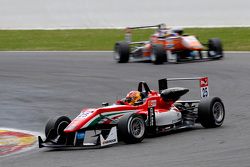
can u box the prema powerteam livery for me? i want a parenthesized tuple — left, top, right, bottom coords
(114, 23, 224, 64)
(39, 77, 225, 148)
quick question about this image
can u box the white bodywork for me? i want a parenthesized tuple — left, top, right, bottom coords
(182, 36, 203, 50)
(100, 126, 118, 147)
(155, 108, 182, 126)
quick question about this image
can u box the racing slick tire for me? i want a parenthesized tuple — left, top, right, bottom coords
(152, 44, 167, 64)
(207, 38, 223, 59)
(198, 51, 203, 60)
(118, 113, 146, 144)
(45, 116, 71, 141)
(198, 97, 225, 128)
(114, 41, 130, 63)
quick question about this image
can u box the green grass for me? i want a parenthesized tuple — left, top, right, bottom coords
(185, 27, 250, 51)
(0, 27, 249, 51)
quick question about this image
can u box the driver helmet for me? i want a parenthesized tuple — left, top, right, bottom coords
(125, 91, 141, 105)
(159, 23, 167, 30)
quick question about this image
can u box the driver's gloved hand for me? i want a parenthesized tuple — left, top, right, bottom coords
(134, 100, 143, 106)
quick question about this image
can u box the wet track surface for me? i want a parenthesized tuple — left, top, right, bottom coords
(0, 52, 250, 166)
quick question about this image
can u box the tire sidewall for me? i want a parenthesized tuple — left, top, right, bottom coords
(208, 38, 223, 58)
(113, 43, 120, 61)
(118, 113, 146, 144)
(198, 97, 225, 128)
(152, 44, 166, 64)
(127, 115, 145, 139)
(212, 101, 225, 126)
(45, 116, 71, 139)
(114, 42, 130, 63)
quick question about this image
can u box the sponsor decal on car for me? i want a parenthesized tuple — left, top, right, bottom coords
(77, 109, 95, 119)
(100, 126, 118, 147)
(148, 100, 157, 108)
(200, 77, 209, 98)
(101, 139, 117, 145)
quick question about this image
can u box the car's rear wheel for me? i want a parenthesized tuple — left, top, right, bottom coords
(118, 113, 146, 144)
(207, 38, 223, 59)
(198, 97, 225, 128)
(152, 44, 167, 64)
(45, 116, 71, 141)
(114, 41, 130, 63)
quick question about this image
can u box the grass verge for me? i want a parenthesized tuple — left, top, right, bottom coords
(0, 27, 249, 51)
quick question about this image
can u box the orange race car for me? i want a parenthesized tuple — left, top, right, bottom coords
(114, 24, 223, 64)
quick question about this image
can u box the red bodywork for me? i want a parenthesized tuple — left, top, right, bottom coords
(64, 90, 175, 133)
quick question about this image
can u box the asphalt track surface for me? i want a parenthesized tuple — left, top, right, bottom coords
(1, 0, 250, 29)
(0, 51, 250, 167)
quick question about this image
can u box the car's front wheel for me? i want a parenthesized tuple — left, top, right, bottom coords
(45, 116, 71, 143)
(118, 113, 146, 144)
(207, 38, 223, 59)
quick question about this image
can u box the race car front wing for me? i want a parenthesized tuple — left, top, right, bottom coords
(38, 126, 118, 148)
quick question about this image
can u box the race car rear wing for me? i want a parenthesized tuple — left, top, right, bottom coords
(124, 23, 167, 43)
(158, 77, 209, 99)
(126, 23, 165, 30)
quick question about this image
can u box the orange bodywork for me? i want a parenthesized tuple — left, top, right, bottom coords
(143, 43, 152, 56)
(143, 34, 203, 57)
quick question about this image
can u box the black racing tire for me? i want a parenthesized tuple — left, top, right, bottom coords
(118, 113, 146, 144)
(45, 116, 71, 140)
(175, 53, 180, 63)
(207, 38, 223, 59)
(152, 44, 167, 64)
(114, 41, 130, 63)
(198, 97, 225, 128)
(198, 51, 203, 60)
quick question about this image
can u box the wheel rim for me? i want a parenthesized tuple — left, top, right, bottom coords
(212, 102, 224, 123)
(151, 53, 156, 62)
(208, 50, 216, 57)
(129, 117, 145, 139)
(113, 46, 120, 60)
(56, 121, 69, 135)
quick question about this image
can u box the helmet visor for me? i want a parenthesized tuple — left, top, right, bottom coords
(125, 97, 132, 103)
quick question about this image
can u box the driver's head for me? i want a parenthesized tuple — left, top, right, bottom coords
(159, 23, 167, 30)
(125, 91, 141, 105)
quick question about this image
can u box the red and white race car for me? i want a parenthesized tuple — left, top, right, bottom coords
(39, 77, 225, 148)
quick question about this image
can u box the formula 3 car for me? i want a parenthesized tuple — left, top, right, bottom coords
(114, 24, 224, 64)
(38, 77, 225, 148)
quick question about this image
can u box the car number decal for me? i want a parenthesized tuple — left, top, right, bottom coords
(200, 77, 209, 98)
(148, 100, 157, 107)
(77, 110, 94, 119)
